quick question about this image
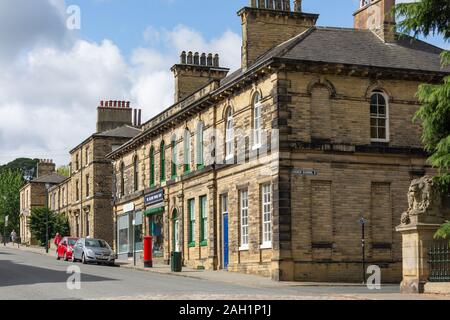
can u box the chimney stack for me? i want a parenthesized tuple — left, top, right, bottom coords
(238, 0, 319, 70)
(354, 0, 397, 43)
(96, 100, 133, 133)
(171, 52, 230, 103)
(37, 159, 55, 178)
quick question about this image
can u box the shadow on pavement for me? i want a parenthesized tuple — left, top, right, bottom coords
(0, 259, 116, 287)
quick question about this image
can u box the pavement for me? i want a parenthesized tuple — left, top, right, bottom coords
(0, 243, 449, 300)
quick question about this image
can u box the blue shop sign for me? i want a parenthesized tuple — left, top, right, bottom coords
(145, 189, 164, 206)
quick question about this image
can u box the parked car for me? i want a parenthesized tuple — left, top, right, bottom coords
(72, 238, 117, 266)
(57, 237, 79, 261)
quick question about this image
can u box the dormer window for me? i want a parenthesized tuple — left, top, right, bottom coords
(370, 90, 389, 142)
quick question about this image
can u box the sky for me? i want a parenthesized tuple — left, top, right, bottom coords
(0, 0, 447, 167)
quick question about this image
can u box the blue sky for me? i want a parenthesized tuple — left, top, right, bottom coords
(0, 0, 447, 166)
(71, 0, 447, 58)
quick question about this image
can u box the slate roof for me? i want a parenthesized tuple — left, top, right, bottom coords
(95, 125, 141, 138)
(221, 27, 449, 88)
(32, 172, 67, 184)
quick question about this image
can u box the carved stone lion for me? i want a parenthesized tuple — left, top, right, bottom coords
(400, 176, 443, 225)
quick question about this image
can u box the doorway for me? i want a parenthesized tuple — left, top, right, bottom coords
(222, 195, 229, 270)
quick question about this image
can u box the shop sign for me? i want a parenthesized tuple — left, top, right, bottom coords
(144, 189, 164, 206)
(123, 203, 135, 213)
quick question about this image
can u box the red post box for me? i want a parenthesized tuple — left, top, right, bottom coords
(144, 236, 153, 268)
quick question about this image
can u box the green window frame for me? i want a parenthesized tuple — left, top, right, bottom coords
(171, 137, 177, 179)
(160, 141, 165, 183)
(196, 122, 204, 170)
(184, 130, 191, 174)
(188, 199, 195, 246)
(149, 146, 155, 187)
(200, 195, 207, 246)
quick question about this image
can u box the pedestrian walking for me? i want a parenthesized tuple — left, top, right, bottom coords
(54, 233, 62, 246)
(10, 230, 17, 244)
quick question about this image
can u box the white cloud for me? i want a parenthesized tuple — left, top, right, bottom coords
(0, 1, 241, 166)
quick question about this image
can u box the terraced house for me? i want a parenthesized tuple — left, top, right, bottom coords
(107, 0, 449, 282)
(48, 101, 141, 245)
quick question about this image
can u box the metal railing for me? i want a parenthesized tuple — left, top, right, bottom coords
(428, 240, 450, 282)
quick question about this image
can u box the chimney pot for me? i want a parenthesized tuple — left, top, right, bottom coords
(127, 101, 130, 108)
(181, 51, 187, 64)
(207, 53, 213, 66)
(109, 100, 113, 107)
(187, 51, 193, 64)
(194, 52, 200, 65)
(200, 53, 207, 66)
(213, 54, 219, 67)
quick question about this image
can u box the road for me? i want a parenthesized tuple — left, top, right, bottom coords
(0, 246, 445, 300)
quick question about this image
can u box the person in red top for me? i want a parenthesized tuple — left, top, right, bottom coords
(54, 233, 62, 247)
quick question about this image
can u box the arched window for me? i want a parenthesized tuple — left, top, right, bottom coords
(133, 156, 139, 192)
(120, 162, 125, 196)
(171, 135, 177, 179)
(225, 107, 234, 159)
(160, 141, 166, 183)
(370, 90, 389, 142)
(149, 146, 155, 187)
(253, 92, 262, 148)
(196, 122, 204, 169)
(184, 129, 191, 173)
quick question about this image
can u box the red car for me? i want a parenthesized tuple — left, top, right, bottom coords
(57, 237, 79, 261)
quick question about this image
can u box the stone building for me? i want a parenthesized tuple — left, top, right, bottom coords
(107, 0, 449, 282)
(49, 101, 141, 245)
(19, 160, 66, 244)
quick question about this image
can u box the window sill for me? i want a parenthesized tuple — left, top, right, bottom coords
(200, 240, 208, 247)
(251, 144, 262, 151)
(260, 243, 272, 250)
(239, 245, 249, 251)
(225, 154, 234, 161)
(188, 242, 196, 248)
(371, 139, 390, 143)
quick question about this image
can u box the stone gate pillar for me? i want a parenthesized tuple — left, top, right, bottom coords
(396, 223, 442, 293)
(396, 176, 449, 293)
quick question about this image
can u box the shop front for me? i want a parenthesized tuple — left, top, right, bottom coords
(144, 189, 165, 260)
(117, 202, 143, 261)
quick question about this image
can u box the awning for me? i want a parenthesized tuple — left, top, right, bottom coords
(145, 206, 164, 216)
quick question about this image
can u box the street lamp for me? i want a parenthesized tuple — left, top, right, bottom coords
(359, 217, 368, 284)
(45, 183, 51, 254)
(2, 195, 7, 246)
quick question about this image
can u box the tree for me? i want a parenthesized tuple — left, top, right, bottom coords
(0, 170, 24, 237)
(395, 0, 450, 239)
(57, 165, 70, 178)
(395, 0, 450, 192)
(29, 207, 70, 246)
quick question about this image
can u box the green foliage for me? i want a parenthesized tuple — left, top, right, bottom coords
(0, 170, 25, 236)
(435, 221, 450, 240)
(395, 0, 450, 41)
(57, 165, 70, 178)
(29, 207, 70, 246)
(395, 0, 450, 193)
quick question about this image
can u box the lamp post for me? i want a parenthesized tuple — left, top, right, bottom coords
(45, 183, 51, 254)
(359, 217, 368, 284)
(3, 215, 8, 246)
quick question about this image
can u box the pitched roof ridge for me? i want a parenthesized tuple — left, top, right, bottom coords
(277, 27, 317, 57)
(315, 26, 368, 32)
